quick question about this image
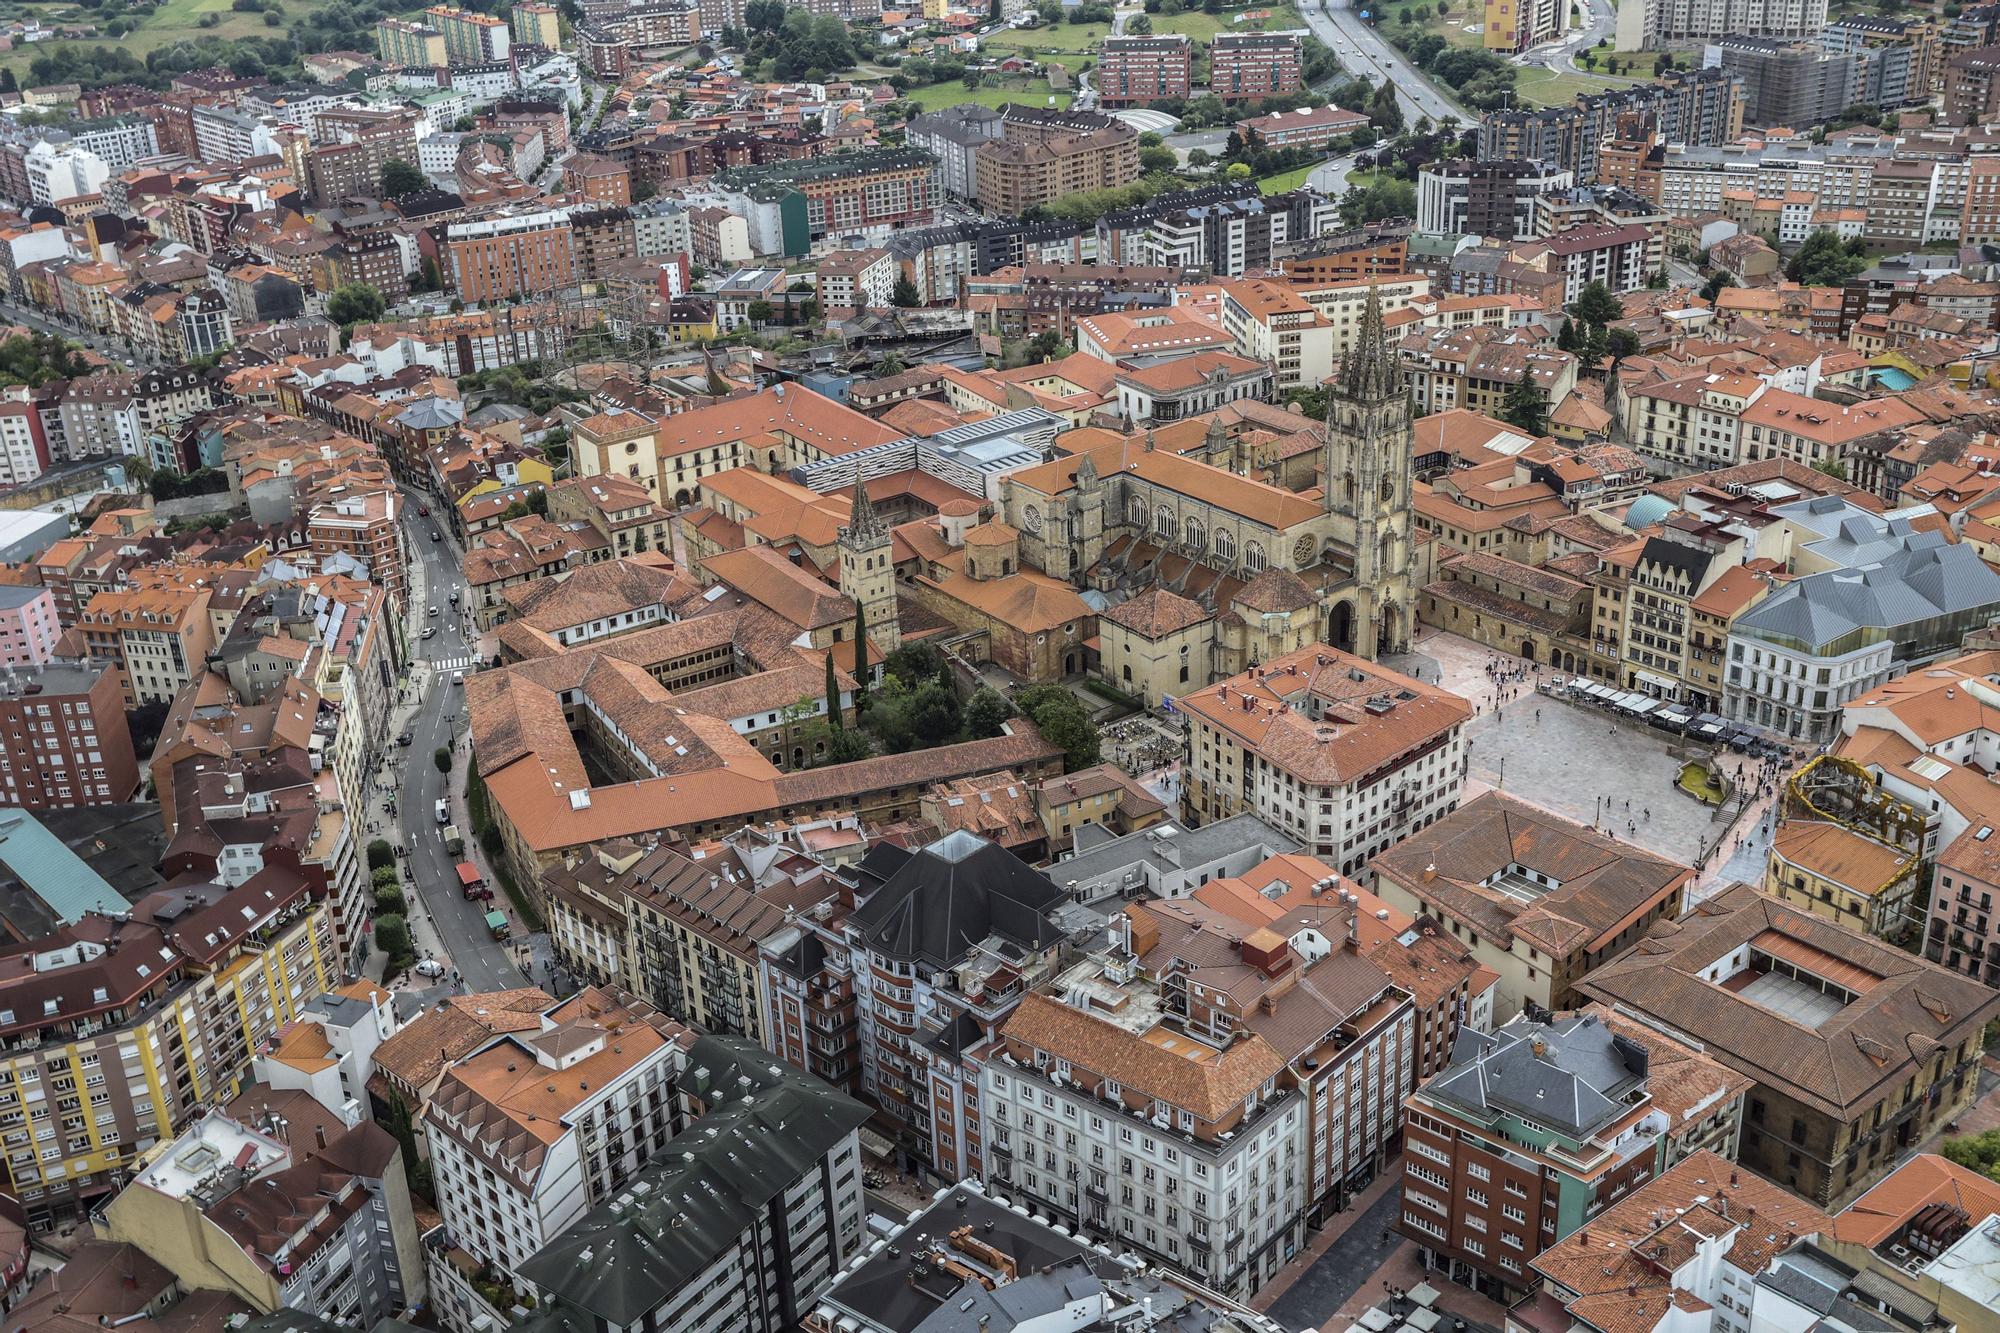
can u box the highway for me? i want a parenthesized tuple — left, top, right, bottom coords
(1301, 0, 1464, 127)
(380, 497, 526, 996)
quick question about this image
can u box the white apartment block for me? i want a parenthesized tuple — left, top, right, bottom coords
(1615, 0, 1824, 49)
(983, 902, 1415, 1298)
(1180, 647, 1472, 880)
(423, 988, 689, 1333)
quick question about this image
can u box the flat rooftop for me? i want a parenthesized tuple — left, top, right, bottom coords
(133, 1114, 284, 1201)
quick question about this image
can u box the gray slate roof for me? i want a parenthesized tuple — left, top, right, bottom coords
(1424, 1011, 1650, 1138)
(1735, 537, 2000, 654)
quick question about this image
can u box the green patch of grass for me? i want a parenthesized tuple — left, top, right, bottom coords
(904, 76, 1071, 111)
(1258, 162, 1315, 194)
(0, 0, 289, 79)
(983, 19, 1112, 56)
(1346, 166, 1401, 189)
(1513, 64, 1627, 107)
(1147, 4, 1305, 45)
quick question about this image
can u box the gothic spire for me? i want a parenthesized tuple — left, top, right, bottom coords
(1340, 285, 1401, 404)
(844, 464, 885, 546)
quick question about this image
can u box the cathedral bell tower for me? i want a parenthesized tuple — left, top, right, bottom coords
(1321, 287, 1416, 659)
(838, 468, 899, 653)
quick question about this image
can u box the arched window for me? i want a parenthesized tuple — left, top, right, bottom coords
(1184, 517, 1204, 553)
(1128, 496, 1148, 527)
(1214, 528, 1235, 562)
(1022, 504, 1043, 535)
(1155, 505, 1176, 540)
(1245, 541, 1267, 574)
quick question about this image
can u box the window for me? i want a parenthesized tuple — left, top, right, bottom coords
(1213, 528, 1235, 561)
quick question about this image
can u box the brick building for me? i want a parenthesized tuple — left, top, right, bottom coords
(1209, 32, 1304, 102)
(0, 657, 141, 807)
(1096, 34, 1195, 107)
(444, 207, 577, 302)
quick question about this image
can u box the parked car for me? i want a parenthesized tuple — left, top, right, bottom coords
(421, 627, 437, 640)
(427, 606, 439, 617)
(414, 959, 446, 979)
(396, 732, 413, 747)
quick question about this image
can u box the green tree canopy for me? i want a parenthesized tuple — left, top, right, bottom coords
(891, 273, 921, 308)
(1015, 684, 1101, 772)
(1499, 377, 1550, 436)
(1785, 229, 1870, 287)
(379, 158, 426, 197)
(1567, 280, 1622, 331)
(326, 282, 386, 326)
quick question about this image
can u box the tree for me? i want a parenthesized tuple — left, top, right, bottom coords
(885, 642, 947, 687)
(1787, 229, 1871, 287)
(1813, 460, 1849, 481)
(1579, 323, 1609, 368)
(1224, 162, 1252, 180)
(746, 299, 774, 325)
(1700, 270, 1736, 304)
(326, 283, 385, 326)
(434, 746, 451, 773)
(372, 866, 400, 891)
(1138, 145, 1178, 174)
(906, 681, 960, 747)
(375, 886, 407, 915)
(1567, 280, 1622, 331)
(0, 70, 15, 95)
(891, 273, 921, 308)
(825, 651, 842, 727)
(1555, 316, 1577, 352)
(1606, 327, 1641, 367)
(1015, 684, 1101, 772)
(367, 839, 395, 870)
(1128, 13, 1153, 31)
(374, 914, 410, 963)
(964, 686, 1015, 739)
(1499, 376, 1550, 435)
(852, 600, 868, 712)
(1188, 148, 1213, 168)
(1942, 1127, 2000, 1183)
(962, 69, 984, 89)
(877, 352, 907, 376)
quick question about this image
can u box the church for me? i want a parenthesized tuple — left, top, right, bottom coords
(1005, 287, 1427, 663)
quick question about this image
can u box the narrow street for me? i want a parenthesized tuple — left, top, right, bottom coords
(366, 493, 528, 996)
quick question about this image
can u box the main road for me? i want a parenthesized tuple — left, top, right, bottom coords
(387, 496, 525, 996)
(1301, 0, 1464, 127)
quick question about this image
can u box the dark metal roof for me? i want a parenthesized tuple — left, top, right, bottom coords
(849, 831, 1067, 968)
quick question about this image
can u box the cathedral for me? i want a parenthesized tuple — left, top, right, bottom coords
(1000, 287, 1425, 662)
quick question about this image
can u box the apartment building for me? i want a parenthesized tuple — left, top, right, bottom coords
(1371, 792, 1691, 1020)
(1400, 1010, 1747, 1300)
(502, 1035, 870, 1333)
(1217, 278, 1335, 392)
(101, 1103, 419, 1328)
(1480, 71, 1746, 184)
(1614, 0, 1825, 49)
(975, 121, 1140, 217)
(1096, 35, 1194, 107)
(376, 16, 447, 67)
(78, 579, 214, 705)
(1180, 645, 1472, 878)
(444, 208, 577, 303)
(759, 831, 1072, 1180)
(1141, 191, 1338, 278)
(511, 0, 561, 46)
(422, 987, 692, 1331)
(0, 584, 59, 667)
(1578, 882, 2000, 1208)
(0, 657, 140, 808)
(1417, 159, 1574, 241)
(540, 840, 821, 1042)
(423, 4, 511, 63)
(713, 149, 936, 249)
(0, 396, 48, 487)
(1517, 1150, 1831, 1333)
(1484, 0, 1563, 53)
(814, 247, 896, 318)
(306, 488, 407, 605)
(1944, 43, 2000, 123)
(0, 867, 338, 1231)
(987, 883, 1416, 1296)
(1209, 33, 1304, 101)
(303, 111, 420, 205)
(1933, 819, 2000, 988)
(1543, 221, 1658, 302)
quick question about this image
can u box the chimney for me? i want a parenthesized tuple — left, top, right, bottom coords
(314, 1123, 327, 1150)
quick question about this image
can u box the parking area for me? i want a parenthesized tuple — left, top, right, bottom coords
(1463, 689, 1737, 867)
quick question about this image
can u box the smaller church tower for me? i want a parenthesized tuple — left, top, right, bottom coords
(838, 468, 900, 653)
(1066, 452, 1106, 580)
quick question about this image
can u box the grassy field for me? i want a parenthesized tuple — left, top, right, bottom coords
(1147, 4, 1306, 44)
(982, 19, 1113, 57)
(904, 77, 1072, 111)
(1258, 162, 1316, 194)
(1513, 64, 1626, 106)
(0, 0, 294, 80)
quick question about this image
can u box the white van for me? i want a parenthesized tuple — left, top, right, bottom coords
(435, 799, 450, 824)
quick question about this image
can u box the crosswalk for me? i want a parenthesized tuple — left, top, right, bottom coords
(425, 654, 481, 674)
